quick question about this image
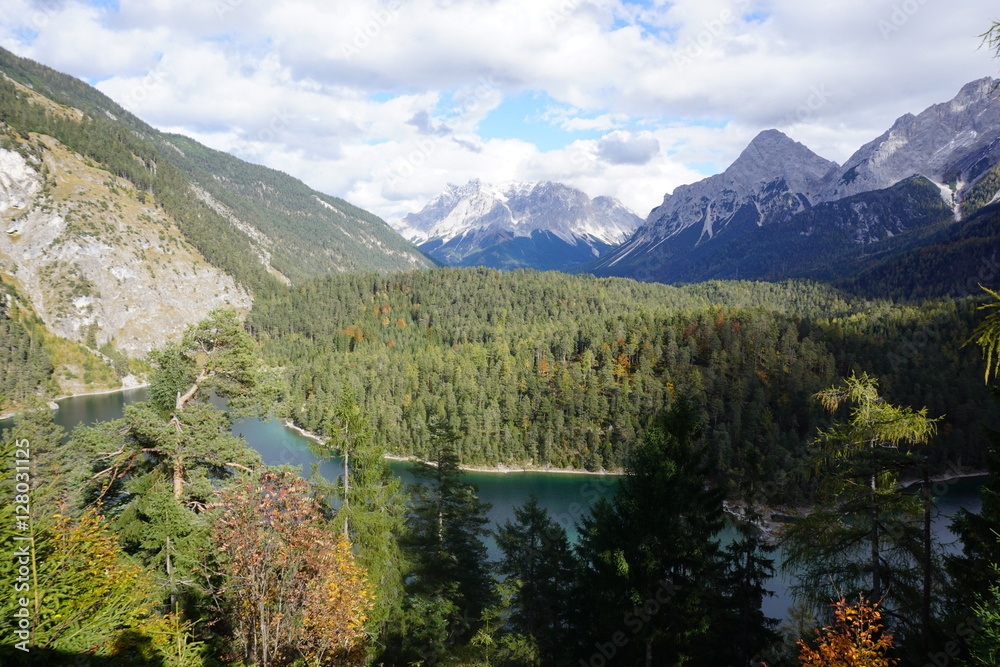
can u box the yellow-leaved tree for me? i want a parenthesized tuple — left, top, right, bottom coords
(0, 505, 156, 656)
(798, 596, 896, 667)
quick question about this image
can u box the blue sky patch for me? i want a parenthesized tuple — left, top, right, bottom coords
(10, 26, 37, 45)
(687, 161, 723, 176)
(476, 90, 610, 152)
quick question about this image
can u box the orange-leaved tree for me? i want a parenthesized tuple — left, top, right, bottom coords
(798, 595, 896, 667)
(210, 469, 372, 667)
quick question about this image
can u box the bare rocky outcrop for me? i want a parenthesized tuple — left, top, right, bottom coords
(822, 78, 1000, 203)
(0, 136, 251, 356)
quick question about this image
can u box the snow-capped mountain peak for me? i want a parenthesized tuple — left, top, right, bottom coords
(393, 180, 642, 271)
(396, 180, 639, 246)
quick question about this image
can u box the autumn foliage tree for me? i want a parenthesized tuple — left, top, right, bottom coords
(798, 596, 896, 667)
(210, 469, 372, 667)
(0, 503, 156, 656)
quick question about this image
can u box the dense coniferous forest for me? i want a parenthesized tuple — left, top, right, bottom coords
(0, 280, 123, 411)
(247, 268, 992, 501)
(0, 280, 998, 665)
(0, 290, 54, 406)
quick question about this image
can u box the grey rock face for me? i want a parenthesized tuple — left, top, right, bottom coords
(638, 129, 838, 246)
(0, 139, 251, 356)
(823, 78, 1000, 203)
(394, 180, 642, 266)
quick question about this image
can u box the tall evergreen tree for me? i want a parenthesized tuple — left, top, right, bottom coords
(313, 391, 408, 659)
(71, 309, 280, 608)
(391, 420, 494, 663)
(572, 397, 729, 666)
(717, 445, 780, 665)
(494, 493, 577, 665)
(947, 385, 1000, 612)
(782, 372, 938, 643)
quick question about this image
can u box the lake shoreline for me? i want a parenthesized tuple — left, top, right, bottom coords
(285, 419, 625, 477)
(51, 379, 149, 403)
(737, 467, 992, 541)
(20, 390, 993, 487)
(1, 381, 150, 421)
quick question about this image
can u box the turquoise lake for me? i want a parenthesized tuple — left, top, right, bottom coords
(42, 386, 986, 622)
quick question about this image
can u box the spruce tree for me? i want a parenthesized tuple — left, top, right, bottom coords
(716, 445, 780, 665)
(572, 397, 729, 666)
(947, 386, 1000, 613)
(392, 420, 494, 663)
(494, 493, 576, 664)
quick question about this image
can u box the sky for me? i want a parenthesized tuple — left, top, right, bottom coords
(1, 0, 999, 225)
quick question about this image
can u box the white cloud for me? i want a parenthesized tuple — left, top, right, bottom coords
(0, 0, 997, 227)
(597, 130, 661, 165)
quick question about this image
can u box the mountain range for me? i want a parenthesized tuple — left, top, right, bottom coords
(589, 78, 1000, 292)
(0, 46, 433, 363)
(394, 180, 641, 271)
(3, 39, 1000, 394)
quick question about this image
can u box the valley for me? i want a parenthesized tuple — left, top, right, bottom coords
(2, 31, 1000, 667)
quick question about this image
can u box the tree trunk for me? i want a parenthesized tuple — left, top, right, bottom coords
(175, 382, 200, 412)
(871, 470, 880, 599)
(173, 456, 184, 501)
(260, 596, 269, 667)
(175, 370, 210, 412)
(923, 466, 932, 654)
(166, 537, 175, 610)
(343, 447, 350, 537)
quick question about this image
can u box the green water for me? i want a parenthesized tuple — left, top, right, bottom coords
(40, 388, 986, 621)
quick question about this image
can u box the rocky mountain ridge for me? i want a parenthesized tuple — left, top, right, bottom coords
(591, 78, 1000, 285)
(0, 46, 434, 361)
(395, 179, 641, 271)
(0, 131, 250, 356)
(822, 78, 1000, 207)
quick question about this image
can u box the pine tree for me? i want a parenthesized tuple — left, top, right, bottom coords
(71, 309, 279, 607)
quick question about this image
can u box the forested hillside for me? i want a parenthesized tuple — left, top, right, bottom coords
(584, 176, 958, 289)
(248, 268, 991, 500)
(839, 201, 1000, 300)
(0, 281, 120, 410)
(0, 46, 432, 292)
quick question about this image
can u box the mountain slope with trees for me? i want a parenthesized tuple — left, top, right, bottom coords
(247, 268, 993, 500)
(0, 46, 432, 362)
